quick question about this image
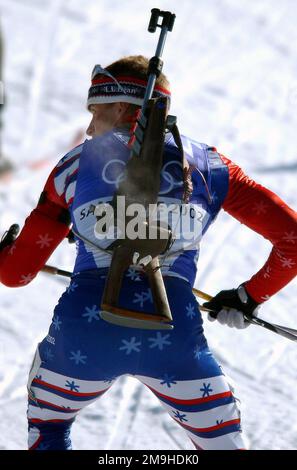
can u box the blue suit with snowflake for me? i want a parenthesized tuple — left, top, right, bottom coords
(27, 131, 246, 450)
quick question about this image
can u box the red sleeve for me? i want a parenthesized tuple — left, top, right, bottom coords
(0, 167, 70, 288)
(221, 155, 297, 303)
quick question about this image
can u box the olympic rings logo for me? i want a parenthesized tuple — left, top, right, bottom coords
(101, 159, 183, 194)
(159, 161, 183, 194)
(102, 159, 126, 188)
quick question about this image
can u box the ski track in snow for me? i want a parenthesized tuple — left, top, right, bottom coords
(0, 0, 297, 450)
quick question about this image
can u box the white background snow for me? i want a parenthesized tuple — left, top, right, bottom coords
(0, 0, 296, 450)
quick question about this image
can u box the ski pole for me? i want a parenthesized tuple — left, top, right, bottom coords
(42, 264, 72, 278)
(193, 288, 297, 343)
(40, 266, 297, 342)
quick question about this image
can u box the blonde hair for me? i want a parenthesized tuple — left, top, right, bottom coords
(105, 55, 170, 91)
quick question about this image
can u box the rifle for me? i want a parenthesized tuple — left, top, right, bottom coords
(100, 9, 177, 330)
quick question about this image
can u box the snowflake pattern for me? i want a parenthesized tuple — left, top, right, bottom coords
(82, 305, 100, 323)
(193, 346, 202, 360)
(126, 268, 142, 281)
(132, 289, 153, 308)
(280, 257, 295, 268)
(252, 201, 268, 215)
(69, 350, 87, 365)
(19, 273, 35, 285)
(36, 233, 53, 249)
(65, 380, 80, 392)
(52, 316, 62, 331)
(172, 410, 188, 423)
(160, 374, 177, 388)
(186, 303, 196, 319)
(119, 337, 141, 355)
(200, 383, 213, 397)
(282, 231, 297, 244)
(148, 332, 171, 350)
(44, 348, 54, 361)
(67, 282, 78, 294)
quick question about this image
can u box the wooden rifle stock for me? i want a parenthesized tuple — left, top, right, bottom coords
(100, 97, 174, 329)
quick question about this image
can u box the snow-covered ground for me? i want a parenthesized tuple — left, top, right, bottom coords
(0, 0, 296, 450)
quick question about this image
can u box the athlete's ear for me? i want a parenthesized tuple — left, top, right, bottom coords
(115, 102, 131, 125)
(117, 102, 130, 116)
